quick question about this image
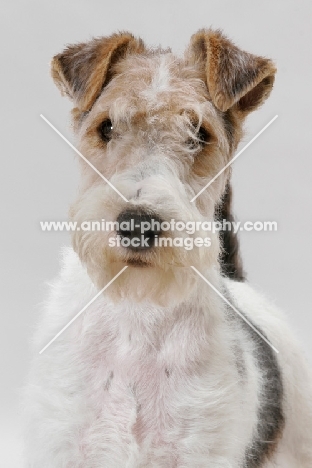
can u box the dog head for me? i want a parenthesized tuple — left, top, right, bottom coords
(51, 30, 276, 305)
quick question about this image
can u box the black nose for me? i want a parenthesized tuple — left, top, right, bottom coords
(116, 211, 162, 250)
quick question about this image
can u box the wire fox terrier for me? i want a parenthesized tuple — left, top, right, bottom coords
(24, 29, 312, 467)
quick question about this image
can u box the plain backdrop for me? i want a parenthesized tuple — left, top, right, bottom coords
(1, 1, 312, 466)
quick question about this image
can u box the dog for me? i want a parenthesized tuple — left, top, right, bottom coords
(23, 29, 312, 467)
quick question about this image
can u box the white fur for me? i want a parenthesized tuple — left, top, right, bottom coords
(23, 248, 312, 467)
(141, 55, 172, 102)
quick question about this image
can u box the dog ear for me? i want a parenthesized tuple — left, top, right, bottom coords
(188, 29, 276, 114)
(51, 32, 145, 112)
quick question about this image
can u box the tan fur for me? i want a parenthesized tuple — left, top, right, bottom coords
(188, 29, 276, 113)
(52, 32, 145, 112)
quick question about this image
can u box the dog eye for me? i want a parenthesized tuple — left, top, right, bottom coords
(98, 119, 114, 142)
(187, 126, 210, 149)
(197, 126, 210, 144)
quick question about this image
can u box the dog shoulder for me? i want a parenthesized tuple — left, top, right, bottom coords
(223, 277, 311, 377)
(223, 277, 285, 328)
(31, 247, 96, 349)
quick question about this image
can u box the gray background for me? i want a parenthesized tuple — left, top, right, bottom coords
(1, 1, 311, 465)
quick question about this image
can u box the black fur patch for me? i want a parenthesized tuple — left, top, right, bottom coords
(222, 110, 235, 149)
(215, 183, 245, 282)
(224, 285, 284, 467)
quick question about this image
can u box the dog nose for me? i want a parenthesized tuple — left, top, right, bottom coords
(116, 211, 162, 250)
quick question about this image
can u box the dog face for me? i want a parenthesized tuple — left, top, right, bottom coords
(51, 30, 276, 304)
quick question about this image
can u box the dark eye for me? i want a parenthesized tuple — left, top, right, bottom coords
(197, 126, 210, 144)
(98, 119, 113, 142)
(187, 126, 210, 149)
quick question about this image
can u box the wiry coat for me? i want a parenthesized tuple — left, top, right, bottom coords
(23, 30, 312, 467)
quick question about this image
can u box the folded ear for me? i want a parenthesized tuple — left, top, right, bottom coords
(51, 32, 145, 112)
(188, 29, 276, 114)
